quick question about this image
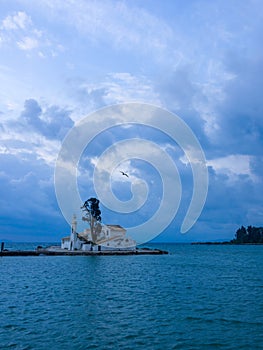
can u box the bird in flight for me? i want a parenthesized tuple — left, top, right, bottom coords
(120, 171, 129, 177)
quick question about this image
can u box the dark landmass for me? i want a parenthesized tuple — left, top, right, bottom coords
(192, 241, 233, 245)
(192, 226, 263, 245)
(191, 241, 263, 245)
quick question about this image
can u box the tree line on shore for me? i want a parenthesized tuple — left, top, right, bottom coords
(231, 226, 263, 244)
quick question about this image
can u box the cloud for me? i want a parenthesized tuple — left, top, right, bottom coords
(20, 99, 74, 140)
(1, 1, 263, 242)
(0, 10, 61, 56)
(0, 98, 74, 173)
(0, 11, 39, 51)
(1, 11, 32, 31)
(0, 152, 67, 241)
(67, 72, 160, 116)
(21, 98, 42, 128)
(36, 0, 174, 57)
(208, 154, 258, 182)
(105, 73, 160, 104)
(216, 56, 263, 154)
(157, 66, 198, 111)
(17, 36, 38, 50)
(199, 162, 263, 236)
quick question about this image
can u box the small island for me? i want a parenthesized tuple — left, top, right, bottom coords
(192, 225, 263, 245)
(0, 197, 168, 256)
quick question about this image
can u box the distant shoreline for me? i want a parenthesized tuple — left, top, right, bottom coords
(191, 242, 263, 245)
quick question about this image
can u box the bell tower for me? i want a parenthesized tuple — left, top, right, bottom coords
(69, 214, 77, 250)
(71, 214, 77, 233)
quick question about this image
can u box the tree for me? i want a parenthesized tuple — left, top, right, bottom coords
(235, 226, 247, 243)
(81, 198, 102, 244)
(247, 226, 261, 243)
(234, 225, 263, 244)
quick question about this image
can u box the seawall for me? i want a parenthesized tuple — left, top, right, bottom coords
(0, 248, 168, 256)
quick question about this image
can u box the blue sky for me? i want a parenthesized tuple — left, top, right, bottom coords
(0, 0, 262, 242)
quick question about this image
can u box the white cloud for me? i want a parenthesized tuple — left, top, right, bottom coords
(90, 155, 139, 184)
(70, 72, 161, 118)
(208, 155, 258, 182)
(17, 36, 38, 50)
(104, 73, 160, 104)
(0, 98, 74, 167)
(1, 11, 32, 31)
(30, 0, 174, 58)
(0, 128, 60, 167)
(0, 10, 61, 56)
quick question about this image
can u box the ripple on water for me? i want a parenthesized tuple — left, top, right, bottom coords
(0, 246, 263, 349)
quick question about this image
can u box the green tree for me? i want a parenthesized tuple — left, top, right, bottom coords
(81, 198, 102, 244)
(235, 226, 247, 243)
(248, 226, 261, 243)
(234, 225, 263, 243)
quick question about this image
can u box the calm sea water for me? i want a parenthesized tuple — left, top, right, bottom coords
(0, 243, 263, 350)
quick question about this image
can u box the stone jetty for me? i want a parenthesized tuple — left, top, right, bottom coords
(0, 246, 168, 256)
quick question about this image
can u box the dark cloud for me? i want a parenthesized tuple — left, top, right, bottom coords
(21, 99, 42, 129)
(200, 164, 262, 234)
(0, 153, 68, 241)
(43, 105, 74, 139)
(86, 87, 107, 108)
(161, 163, 263, 243)
(66, 77, 107, 109)
(20, 98, 74, 140)
(155, 66, 209, 150)
(158, 67, 198, 111)
(215, 56, 263, 155)
(250, 155, 263, 179)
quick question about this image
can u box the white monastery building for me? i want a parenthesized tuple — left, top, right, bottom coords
(61, 215, 136, 251)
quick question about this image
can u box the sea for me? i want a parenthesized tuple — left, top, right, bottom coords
(0, 242, 263, 350)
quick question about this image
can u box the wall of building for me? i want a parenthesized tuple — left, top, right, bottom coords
(61, 217, 136, 251)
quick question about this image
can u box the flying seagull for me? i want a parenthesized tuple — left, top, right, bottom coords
(120, 171, 129, 177)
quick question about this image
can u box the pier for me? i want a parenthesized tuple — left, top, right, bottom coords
(0, 247, 168, 256)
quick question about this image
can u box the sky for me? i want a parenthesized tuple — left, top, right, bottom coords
(0, 0, 262, 243)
